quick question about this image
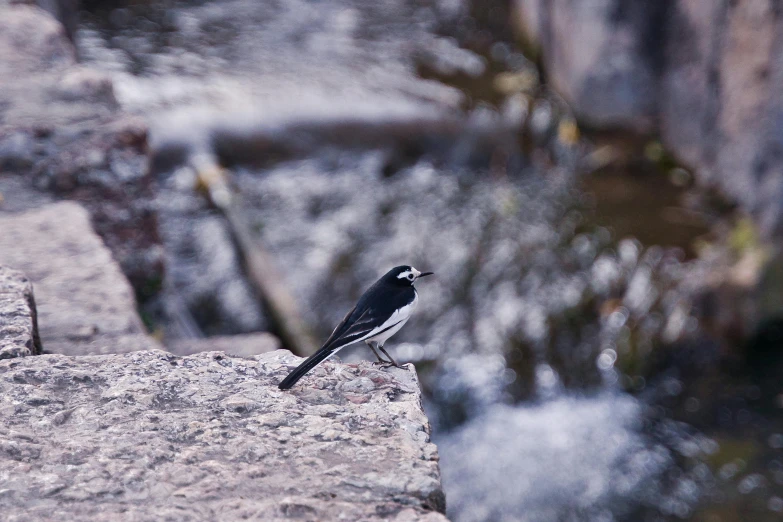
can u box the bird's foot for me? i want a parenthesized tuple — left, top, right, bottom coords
(377, 346, 400, 368)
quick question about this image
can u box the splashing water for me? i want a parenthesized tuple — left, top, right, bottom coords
(438, 393, 707, 522)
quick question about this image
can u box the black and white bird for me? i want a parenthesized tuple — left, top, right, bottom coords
(278, 265, 433, 390)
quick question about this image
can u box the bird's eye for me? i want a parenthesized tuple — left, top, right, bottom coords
(408, 274, 414, 280)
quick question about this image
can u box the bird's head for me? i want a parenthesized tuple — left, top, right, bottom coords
(383, 265, 434, 287)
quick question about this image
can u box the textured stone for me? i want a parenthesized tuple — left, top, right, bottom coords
(168, 333, 281, 357)
(0, 267, 41, 359)
(0, 349, 447, 521)
(0, 202, 160, 355)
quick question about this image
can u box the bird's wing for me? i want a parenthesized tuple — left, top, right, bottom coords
(277, 305, 379, 390)
(321, 306, 380, 352)
(278, 285, 415, 390)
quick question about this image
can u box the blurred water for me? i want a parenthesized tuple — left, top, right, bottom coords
(78, 0, 466, 123)
(74, 1, 783, 521)
(439, 393, 706, 522)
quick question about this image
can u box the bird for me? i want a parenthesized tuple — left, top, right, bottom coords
(278, 265, 433, 390)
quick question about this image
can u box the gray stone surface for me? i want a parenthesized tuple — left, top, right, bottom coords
(0, 266, 41, 359)
(168, 333, 281, 357)
(0, 4, 77, 127)
(0, 202, 160, 355)
(659, 0, 783, 237)
(0, 349, 447, 521)
(515, 0, 664, 132)
(0, 1, 78, 41)
(515, 0, 783, 236)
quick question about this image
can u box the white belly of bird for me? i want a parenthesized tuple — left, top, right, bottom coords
(365, 291, 418, 346)
(366, 316, 409, 345)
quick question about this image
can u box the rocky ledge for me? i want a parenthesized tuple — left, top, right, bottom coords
(0, 203, 160, 356)
(0, 349, 446, 521)
(0, 267, 41, 359)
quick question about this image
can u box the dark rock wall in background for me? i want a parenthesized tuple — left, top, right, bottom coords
(517, 0, 667, 133)
(515, 0, 783, 237)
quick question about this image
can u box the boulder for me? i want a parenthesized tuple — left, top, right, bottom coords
(0, 349, 447, 521)
(0, 202, 160, 355)
(0, 3, 75, 77)
(0, 1, 79, 41)
(514, 0, 783, 236)
(515, 0, 665, 132)
(0, 267, 41, 359)
(661, 0, 783, 236)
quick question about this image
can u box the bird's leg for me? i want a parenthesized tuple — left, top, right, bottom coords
(367, 341, 391, 365)
(377, 345, 401, 368)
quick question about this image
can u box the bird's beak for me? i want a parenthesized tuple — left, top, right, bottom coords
(417, 271, 434, 278)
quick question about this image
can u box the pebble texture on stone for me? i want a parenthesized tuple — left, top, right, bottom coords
(0, 266, 41, 359)
(0, 349, 447, 521)
(0, 202, 160, 355)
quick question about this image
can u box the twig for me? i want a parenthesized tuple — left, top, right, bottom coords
(194, 155, 317, 356)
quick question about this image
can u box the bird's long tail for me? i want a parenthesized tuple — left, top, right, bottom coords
(278, 348, 334, 390)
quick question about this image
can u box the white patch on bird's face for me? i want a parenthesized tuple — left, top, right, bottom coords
(397, 267, 421, 282)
